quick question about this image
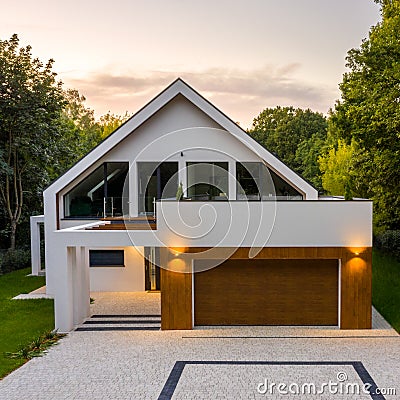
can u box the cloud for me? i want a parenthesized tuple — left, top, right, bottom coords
(62, 65, 337, 128)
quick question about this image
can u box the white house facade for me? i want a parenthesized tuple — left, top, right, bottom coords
(32, 79, 373, 332)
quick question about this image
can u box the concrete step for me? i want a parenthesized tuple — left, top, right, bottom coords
(75, 314, 161, 332)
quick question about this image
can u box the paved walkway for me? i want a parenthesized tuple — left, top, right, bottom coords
(1, 292, 399, 399)
(12, 285, 53, 300)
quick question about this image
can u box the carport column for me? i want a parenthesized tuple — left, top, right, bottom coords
(160, 247, 193, 330)
(55, 246, 75, 332)
(80, 246, 91, 320)
(72, 246, 90, 326)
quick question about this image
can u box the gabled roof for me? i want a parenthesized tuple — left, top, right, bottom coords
(45, 78, 318, 199)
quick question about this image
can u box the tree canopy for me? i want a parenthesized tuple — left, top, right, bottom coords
(0, 34, 66, 249)
(318, 139, 358, 199)
(0, 35, 130, 249)
(248, 106, 328, 190)
(331, 0, 400, 230)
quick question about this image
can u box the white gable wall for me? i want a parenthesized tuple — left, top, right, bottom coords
(57, 95, 276, 228)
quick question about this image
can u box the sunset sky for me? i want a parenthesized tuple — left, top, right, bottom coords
(1, 0, 381, 127)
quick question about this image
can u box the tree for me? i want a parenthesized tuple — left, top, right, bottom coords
(63, 90, 102, 158)
(248, 106, 328, 190)
(331, 0, 400, 230)
(99, 111, 131, 140)
(318, 139, 357, 197)
(0, 34, 66, 249)
(54, 94, 131, 177)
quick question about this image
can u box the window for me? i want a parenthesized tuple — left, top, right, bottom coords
(187, 162, 228, 200)
(137, 162, 179, 214)
(89, 250, 124, 267)
(236, 162, 303, 200)
(64, 162, 129, 218)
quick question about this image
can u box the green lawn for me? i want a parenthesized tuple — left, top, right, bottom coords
(0, 268, 54, 379)
(372, 249, 400, 333)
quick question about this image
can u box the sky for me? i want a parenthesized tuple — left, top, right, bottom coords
(1, 0, 381, 128)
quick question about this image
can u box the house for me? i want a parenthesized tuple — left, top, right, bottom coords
(31, 78, 373, 332)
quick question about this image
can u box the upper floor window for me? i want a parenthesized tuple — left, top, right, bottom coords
(138, 162, 179, 214)
(236, 162, 303, 200)
(64, 162, 129, 218)
(187, 162, 228, 201)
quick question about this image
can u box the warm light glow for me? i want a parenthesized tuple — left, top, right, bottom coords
(347, 255, 367, 272)
(168, 258, 189, 273)
(348, 247, 367, 256)
(170, 247, 188, 256)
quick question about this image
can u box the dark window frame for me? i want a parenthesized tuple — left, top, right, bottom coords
(186, 161, 229, 200)
(63, 162, 129, 218)
(89, 249, 125, 267)
(236, 162, 303, 200)
(137, 161, 179, 214)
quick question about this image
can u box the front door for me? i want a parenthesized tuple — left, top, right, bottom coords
(144, 247, 160, 291)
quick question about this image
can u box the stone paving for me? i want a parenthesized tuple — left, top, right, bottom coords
(12, 285, 53, 300)
(0, 292, 399, 399)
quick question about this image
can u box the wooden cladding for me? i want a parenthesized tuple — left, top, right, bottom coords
(160, 248, 192, 330)
(160, 247, 372, 330)
(194, 259, 338, 326)
(340, 248, 372, 329)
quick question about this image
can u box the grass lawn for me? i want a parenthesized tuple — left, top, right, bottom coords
(372, 249, 400, 333)
(0, 268, 54, 379)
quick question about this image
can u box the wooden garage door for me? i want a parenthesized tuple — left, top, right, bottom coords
(194, 259, 338, 326)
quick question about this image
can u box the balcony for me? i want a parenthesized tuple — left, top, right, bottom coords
(57, 199, 372, 249)
(86, 216, 156, 230)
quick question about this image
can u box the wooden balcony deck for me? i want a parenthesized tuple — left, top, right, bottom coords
(87, 216, 156, 230)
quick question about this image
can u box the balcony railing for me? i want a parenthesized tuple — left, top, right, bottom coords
(101, 196, 129, 218)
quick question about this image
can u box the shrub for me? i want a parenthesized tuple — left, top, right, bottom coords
(374, 230, 400, 260)
(5, 330, 66, 360)
(0, 249, 31, 274)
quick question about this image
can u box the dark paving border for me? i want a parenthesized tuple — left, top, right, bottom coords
(182, 335, 399, 339)
(91, 314, 161, 318)
(84, 320, 161, 324)
(75, 326, 160, 331)
(158, 361, 385, 400)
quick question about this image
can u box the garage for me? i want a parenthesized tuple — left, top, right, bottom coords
(194, 259, 339, 326)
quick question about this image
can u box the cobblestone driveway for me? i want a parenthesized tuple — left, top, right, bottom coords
(0, 292, 398, 399)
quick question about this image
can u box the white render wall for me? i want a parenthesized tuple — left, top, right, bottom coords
(155, 200, 373, 248)
(89, 246, 145, 292)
